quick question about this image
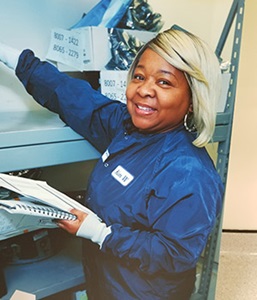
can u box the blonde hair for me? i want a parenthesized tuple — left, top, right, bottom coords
(127, 28, 222, 147)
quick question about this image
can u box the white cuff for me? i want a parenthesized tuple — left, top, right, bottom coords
(76, 213, 111, 248)
(0, 42, 20, 70)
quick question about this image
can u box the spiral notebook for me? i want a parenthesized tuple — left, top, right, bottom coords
(0, 173, 100, 240)
(0, 199, 77, 221)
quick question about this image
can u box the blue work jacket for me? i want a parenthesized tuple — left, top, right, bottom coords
(16, 50, 224, 300)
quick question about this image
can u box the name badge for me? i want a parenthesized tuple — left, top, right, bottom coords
(111, 165, 134, 187)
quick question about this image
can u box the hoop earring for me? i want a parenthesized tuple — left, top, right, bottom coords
(184, 112, 196, 132)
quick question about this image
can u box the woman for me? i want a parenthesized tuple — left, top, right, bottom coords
(0, 28, 223, 299)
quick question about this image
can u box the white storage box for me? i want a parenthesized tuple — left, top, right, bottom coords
(46, 26, 156, 71)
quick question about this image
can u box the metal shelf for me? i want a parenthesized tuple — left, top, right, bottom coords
(0, 110, 100, 172)
(2, 236, 85, 299)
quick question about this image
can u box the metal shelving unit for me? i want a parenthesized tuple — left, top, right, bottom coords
(191, 0, 245, 299)
(0, 1, 245, 298)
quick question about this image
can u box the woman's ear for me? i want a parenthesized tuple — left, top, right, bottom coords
(188, 103, 193, 113)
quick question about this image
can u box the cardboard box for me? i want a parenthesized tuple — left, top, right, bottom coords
(46, 27, 156, 72)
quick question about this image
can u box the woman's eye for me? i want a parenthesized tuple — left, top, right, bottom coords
(133, 74, 144, 81)
(159, 80, 171, 86)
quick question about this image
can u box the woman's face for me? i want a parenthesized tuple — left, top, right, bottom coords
(126, 48, 191, 133)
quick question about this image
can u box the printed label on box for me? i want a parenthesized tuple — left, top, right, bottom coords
(47, 27, 156, 71)
(100, 71, 128, 103)
(46, 28, 92, 71)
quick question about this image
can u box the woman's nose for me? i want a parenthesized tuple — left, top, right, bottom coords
(137, 80, 155, 97)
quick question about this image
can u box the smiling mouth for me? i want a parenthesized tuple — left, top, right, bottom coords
(136, 104, 156, 112)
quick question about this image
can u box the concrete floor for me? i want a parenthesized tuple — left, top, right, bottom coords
(215, 232, 257, 300)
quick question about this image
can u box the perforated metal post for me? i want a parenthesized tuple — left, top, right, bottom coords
(192, 1, 245, 299)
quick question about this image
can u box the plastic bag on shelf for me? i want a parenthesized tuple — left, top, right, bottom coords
(105, 28, 145, 70)
(70, 0, 133, 29)
(117, 0, 164, 32)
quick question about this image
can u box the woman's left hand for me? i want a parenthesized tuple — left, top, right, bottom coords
(57, 208, 88, 235)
